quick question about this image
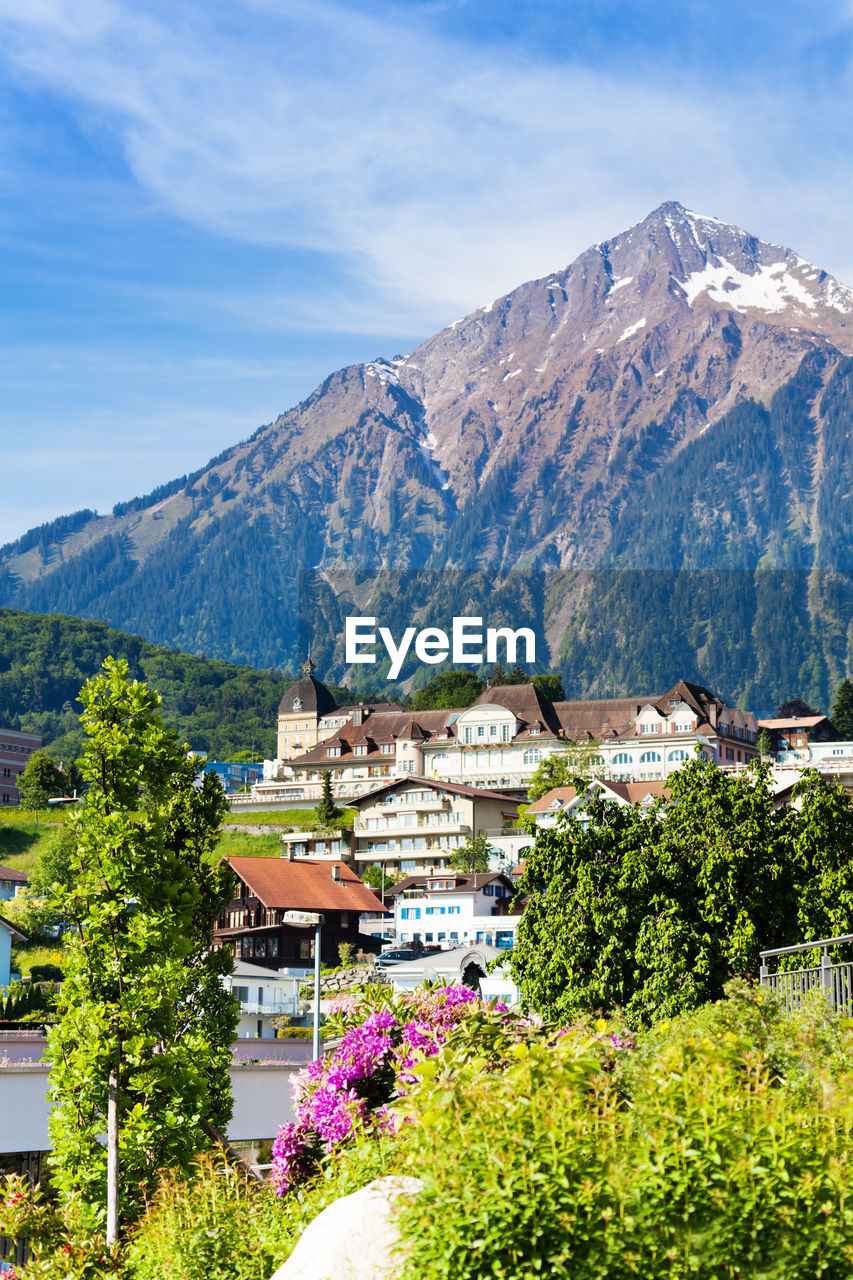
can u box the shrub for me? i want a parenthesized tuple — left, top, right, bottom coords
(395, 986, 853, 1280)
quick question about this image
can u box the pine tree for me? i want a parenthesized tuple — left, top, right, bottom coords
(315, 771, 343, 827)
(830, 679, 853, 740)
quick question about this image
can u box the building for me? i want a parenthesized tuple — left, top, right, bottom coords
(280, 677, 758, 799)
(223, 958, 303, 1040)
(201, 760, 263, 794)
(387, 870, 519, 950)
(0, 729, 41, 806)
(527, 779, 670, 828)
(213, 856, 389, 970)
(758, 715, 838, 760)
(0, 917, 27, 987)
(0, 867, 28, 903)
(348, 776, 520, 879)
(276, 656, 404, 763)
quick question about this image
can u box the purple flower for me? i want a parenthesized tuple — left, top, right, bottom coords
(270, 1122, 315, 1195)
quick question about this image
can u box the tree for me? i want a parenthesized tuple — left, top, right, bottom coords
(531, 673, 565, 702)
(508, 756, 816, 1025)
(360, 863, 395, 899)
(527, 741, 603, 802)
(229, 749, 263, 763)
(448, 832, 494, 873)
(411, 670, 484, 711)
(756, 728, 774, 759)
(776, 698, 820, 719)
(315, 772, 343, 827)
(829, 678, 853, 739)
(17, 750, 64, 816)
(45, 658, 237, 1242)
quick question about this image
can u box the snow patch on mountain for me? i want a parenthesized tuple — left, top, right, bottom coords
(679, 258, 819, 314)
(618, 317, 647, 342)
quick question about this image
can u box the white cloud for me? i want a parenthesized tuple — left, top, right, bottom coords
(0, 0, 851, 327)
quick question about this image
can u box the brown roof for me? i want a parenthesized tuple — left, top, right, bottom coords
(278, 674, 338, 717)
(226, 857, 389, 915)
(0, 865, 28, 883)
(387, 871, 514, 897)
(527, 779, 669, 813)
(349, 776, 518, 807)
(757, 716, 829, 730)
(474, 684, 563, 734)
(290, 708, 459, 767)
(552, 696, 655, 740)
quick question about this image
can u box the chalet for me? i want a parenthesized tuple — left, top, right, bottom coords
(527, 779, 670, 827)
(387, 869, 519, 950)
(214, 856, 389, 971)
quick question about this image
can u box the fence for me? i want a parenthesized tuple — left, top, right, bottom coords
(759, 933, 853, 1015)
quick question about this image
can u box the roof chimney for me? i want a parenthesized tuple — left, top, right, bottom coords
(331, 864, 341, 881)
(352, 707, 363, 727)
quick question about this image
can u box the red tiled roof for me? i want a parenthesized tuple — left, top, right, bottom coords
(226, 857, 389, 915)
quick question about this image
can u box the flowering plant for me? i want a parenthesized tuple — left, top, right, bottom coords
(270, 984, 509, 1194)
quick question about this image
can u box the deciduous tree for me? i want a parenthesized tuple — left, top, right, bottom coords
(45, 658, 237, 1242)
(17, 750, 64, 816)
(448, 832, 494, 874)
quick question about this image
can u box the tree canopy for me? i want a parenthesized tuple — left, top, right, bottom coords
(45, 657, 237, 1236)
(509, 756, 853, 1025)
(448, 832, 493, 874)
(527, 741, 603, 802)
(829, 678, 853, 739)
(17, 750, 64, 812)
(411, 670, 484, 711)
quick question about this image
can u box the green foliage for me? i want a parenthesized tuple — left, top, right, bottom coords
(830, 677, 853, 738)
(777, 697, 820, 718)
(0, 821, 59, 873)
(0, 979, 56, 1023)
(530, 672, 565, 701)
(314, 773, 343, 827)
(337, 942, 356, 969)
(448, 832, 493, 873)
(45, 657, 238, 1229)
(397, 990, 853, 1280)
(17, 751, 64, 813)
(410, 669, 483, 710)
(526, 740, 602, 802)
(0, 608, 286, 758)
(757, 726, 773, 757)
(359, 864, 395, 896)
(0, 1173, 122, 1278)
(510, 757, 853, 1024)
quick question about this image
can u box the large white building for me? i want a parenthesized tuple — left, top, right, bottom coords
(386, 870, 519, 951)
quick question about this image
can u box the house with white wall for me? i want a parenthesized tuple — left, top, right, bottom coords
(223, 958, 303, 1040)
(387, 870, 519, 951)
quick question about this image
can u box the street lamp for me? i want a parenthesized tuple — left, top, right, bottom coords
(283, 910, 325, 1059)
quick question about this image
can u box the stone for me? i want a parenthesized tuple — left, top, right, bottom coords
(270, 1175, 423, 1280)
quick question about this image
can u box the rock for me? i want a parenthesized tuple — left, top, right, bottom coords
(270, 1175, 423, 1280)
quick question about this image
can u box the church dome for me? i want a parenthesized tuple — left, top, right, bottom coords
(278, 659, 338, 717)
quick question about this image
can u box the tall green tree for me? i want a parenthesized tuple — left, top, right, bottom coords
(527, 741, 603, 802)
(315, 772, 343, 827)
(531, 673, 565, 702)
(756, 728, 774, 758)
(508, 756, 828, 1025)
(449, 832, 494, 873)
(829, 678, 853, 739)
(17, 750, 64, 815)
(45, 658, 237, 1242)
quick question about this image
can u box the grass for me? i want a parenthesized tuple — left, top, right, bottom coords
(0, 808, 66, 826)
(11, 943, 65, 978)
(224, 807, 355, 830)
(0, 822, 59, 874)
(214, 830, 285, 860)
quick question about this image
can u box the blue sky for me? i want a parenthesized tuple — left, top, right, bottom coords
(2, 0, 853, 543)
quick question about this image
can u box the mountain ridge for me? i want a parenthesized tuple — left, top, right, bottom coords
(3, 201, 853, 705)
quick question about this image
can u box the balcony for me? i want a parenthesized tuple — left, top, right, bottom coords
(354, 818, 470, 837)
(236, 998, 300, 1017)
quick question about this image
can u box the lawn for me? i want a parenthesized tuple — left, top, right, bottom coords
(0, 822, 59, 874)
(214, 830, 285, 860)
(224, 807, 355, 829)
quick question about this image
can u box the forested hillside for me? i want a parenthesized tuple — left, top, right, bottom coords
(0, 610, 288, 760)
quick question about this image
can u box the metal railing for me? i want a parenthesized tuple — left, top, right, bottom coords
(759, 934, 853, 1015)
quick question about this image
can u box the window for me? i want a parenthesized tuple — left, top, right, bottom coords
(353, 745, 367, 756)
(613, 752, 631, 765)
(401, 760, 415, 773)
(328, 747, 340, 758)
(464, 727, 473, 744)
(381, 743, 395, 754)
(268, 937, 279, 957)
(502, 724, 512, 742)
(233, 985, 249, 1002)
(489, 724, 498, 737)
(726, 748, 734, 761)
(401, 860, 417, 872)
(523, 748, 542, 765)
(639, 751, 661, 763)
(529, 727, 539, 736)
(401, 907, 421, 920)
(477, 725, 485, 738)
(668, 750, 689, 762)
(341, 913, 350, 928)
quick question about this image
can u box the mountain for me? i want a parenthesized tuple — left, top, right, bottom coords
(0, 609, 287, 759)
(3, 201, 853, 708)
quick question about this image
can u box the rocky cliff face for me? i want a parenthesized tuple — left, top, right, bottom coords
(3, 202, 853, 705)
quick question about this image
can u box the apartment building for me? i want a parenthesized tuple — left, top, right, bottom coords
(0, 728, 41, 806)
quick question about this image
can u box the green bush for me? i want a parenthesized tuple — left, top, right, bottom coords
(396, 987, 853, 1280)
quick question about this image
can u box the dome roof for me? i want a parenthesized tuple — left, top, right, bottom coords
(278, 672, 338, 717)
